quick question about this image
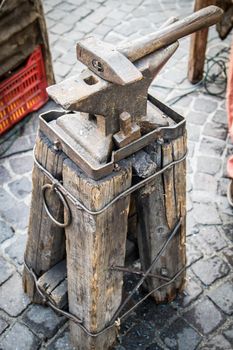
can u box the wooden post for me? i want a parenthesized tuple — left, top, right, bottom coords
(188, 0, 216, 83)
(23, 133, 66, 302)
(62, 159, 132, 350)
(136, 134, 186, 303)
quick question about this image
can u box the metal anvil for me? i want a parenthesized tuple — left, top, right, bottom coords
(42, 5, 222, 179)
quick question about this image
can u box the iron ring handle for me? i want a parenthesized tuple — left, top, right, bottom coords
(42, 183, 71, 228)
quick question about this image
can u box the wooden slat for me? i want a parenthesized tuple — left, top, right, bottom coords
(188, 0, 216, 83)
(23, 133, 66, 303)
(136, 135, 187, 303)
(63, 158, 132, 350)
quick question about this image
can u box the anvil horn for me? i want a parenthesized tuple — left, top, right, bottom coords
(76, 5, 222, 85)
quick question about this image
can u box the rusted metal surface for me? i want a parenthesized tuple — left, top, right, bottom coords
(44, 5, 222, 179)
(39, 95, 185, 179)
(76, 5, 222, 84)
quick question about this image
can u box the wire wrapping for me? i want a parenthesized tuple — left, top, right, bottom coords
(24, 217, 190, 338)
(33, 145, 187, 216)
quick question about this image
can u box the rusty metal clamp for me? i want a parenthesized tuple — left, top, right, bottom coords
(42, 183, 71, 227)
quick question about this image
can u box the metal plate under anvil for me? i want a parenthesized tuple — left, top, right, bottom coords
(39, 94, 185, 180)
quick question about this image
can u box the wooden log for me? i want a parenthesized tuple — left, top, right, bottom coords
(63, 160, 132, 350)
(136, 135, 186, 303)
(188, 0, 216, 84)
(23, 133, 66, 303)
(62, 158, 132, 350)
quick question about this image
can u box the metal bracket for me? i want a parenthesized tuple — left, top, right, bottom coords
(39, 94, 185, 180)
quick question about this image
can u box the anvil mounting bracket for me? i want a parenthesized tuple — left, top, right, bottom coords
(39, 95, 185, 180)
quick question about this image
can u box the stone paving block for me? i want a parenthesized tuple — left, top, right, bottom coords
(104, 31, 125, 44)
(0, 257, 14, 285)
(186, 111, 208, 125)
(119, 322, 156, 349)
(22, 304, 66, 340)
(217, 177, 229, 196)
(175, 279, 203, 307)
(137, 302, 175, 332)
(94, 23, 111, 36)
(47, 329, 76, 350)
(0, 221, 14, 243)
(47, 9, 65, 21)
(0, 316, 8, 335)
(55, 38, 74, 54)
(199, 137, 226, 157)
(186, 124, 201, 142)
(191, 190, 215, 204)
(160, 317, 202, 350)
(186, 214, 198, 237)
(195, 226, 227, 255)
(8, 177, 32, 199)
(183, 297, 225, 335)
(223, 247, 233, 266)
(53, 61, 72, 78)
(1, 135, 32, 158)
(76, 19, 97, 34)
(193, 97, 218, 114)
(1, 200, 29, 230)
(9, 155, 33, 175)
(203, 122, 228, 141)
(208, 280, 233, 315)
(223, 323, 233, 345)
(50, 22, 74, 35)
(5, 234, 27, 265)
(85, 6, 111, 24)
(0, 273, 30, 316)
(200, 335, 232, 350)
(0, 322, 40, 350)
(144, 344, 163, 350)
(192, 255, 230, 286)
(193, 173, 217, 193)
(186, 237, 203, 265)
(192, 203, 221, 225)
(222, 224, 233, 242)
(197, 156, 221, 175)
(212, 109, 228, 126)
(0, 165, 11, 185)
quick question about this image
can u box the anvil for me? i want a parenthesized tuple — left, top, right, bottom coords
(44, 5, 222, 178)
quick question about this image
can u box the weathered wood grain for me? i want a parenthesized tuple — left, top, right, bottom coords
(37, 260, 68, 309)
(188, 0, 216, 83)
(136, 135, 186, 303)
(0, 0, 54, 85)
(63, 158, 132, 350)
(23, 133, 66, 303)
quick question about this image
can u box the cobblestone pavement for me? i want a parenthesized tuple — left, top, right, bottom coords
(0, 0, 233, 349)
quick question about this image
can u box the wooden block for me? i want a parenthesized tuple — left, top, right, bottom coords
(136, 136, 186, 303)
(23, 133, 66, 303)
(62, 158, 132, 349)
(37, 260, 68, 309)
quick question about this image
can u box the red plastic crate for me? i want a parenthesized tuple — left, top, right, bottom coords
(0, 46, 48, 135)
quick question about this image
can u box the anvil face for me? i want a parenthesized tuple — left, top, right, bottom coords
(47, 43, 178, 136)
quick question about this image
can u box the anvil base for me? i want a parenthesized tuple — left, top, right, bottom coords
(39, 95, 185, 180)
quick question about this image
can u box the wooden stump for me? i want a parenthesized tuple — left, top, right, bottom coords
(136, 134, 186, 303)
(23, 133, 66, 302)
(62, 158, 132, 350)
